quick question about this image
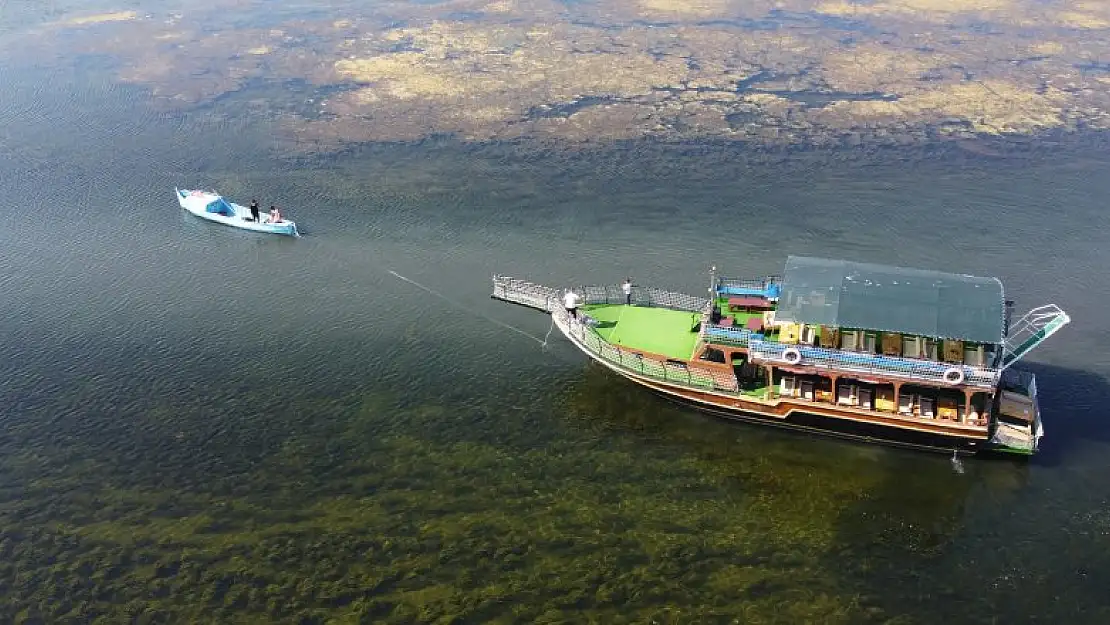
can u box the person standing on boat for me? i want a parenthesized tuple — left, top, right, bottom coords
(563, 289, 581, 320)
(268, 205, 281, 223)
(249, 199, 260, 222)
(622, 278, 633, 305)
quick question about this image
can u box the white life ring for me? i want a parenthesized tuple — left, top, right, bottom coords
(943, 367, 965, 385)
(782, 347, 802, 365)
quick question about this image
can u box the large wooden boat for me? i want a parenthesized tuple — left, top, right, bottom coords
(492, 256, 1070, 456)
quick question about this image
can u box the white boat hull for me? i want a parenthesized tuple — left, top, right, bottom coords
(175, 188, 299, 236)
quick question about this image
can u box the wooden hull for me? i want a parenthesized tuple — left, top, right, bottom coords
(559, 315, 991, 455)
(637, 377, 987, 455)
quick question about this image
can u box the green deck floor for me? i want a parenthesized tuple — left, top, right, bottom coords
(582, 304, 702, 361)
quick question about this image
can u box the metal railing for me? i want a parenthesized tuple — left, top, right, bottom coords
(717, 276, 780, 291)
(492, 276, 561, 312)
(1000, 304, 1071, 371)
(556, 306, 739, 392)
(493, 275, 708, 313)
(715, 275, 781, 298)
(703, 324, 761, 347)
(748, 339, 1000, 389)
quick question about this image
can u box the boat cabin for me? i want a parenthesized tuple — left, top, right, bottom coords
(705, 256, 1010, 426)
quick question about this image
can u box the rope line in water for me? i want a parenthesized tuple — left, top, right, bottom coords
(387, 270, 551, 348)
(541, 316, 555, 351)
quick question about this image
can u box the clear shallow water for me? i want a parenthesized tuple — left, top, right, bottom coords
(1, 18, 1110, 625)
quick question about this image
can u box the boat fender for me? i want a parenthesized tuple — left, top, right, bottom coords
(782, 347, 802, 365)
(943, 367, 965, 385)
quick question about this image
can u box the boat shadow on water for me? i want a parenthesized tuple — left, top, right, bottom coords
(1016, 360, 1110, 468)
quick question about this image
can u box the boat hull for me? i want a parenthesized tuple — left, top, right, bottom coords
(556, 313, 992, 455)
(175, 188, 299, 236)
(636, 374, 987, 455)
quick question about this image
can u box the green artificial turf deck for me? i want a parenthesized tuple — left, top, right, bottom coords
(582, 304, 702, 361)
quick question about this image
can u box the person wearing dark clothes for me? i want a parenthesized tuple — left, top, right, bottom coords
(249, 199, 260, 222)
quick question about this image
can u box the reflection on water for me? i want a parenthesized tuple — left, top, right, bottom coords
(2, 7, 1110, 624)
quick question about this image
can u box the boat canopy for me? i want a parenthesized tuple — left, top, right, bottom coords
(774, 255, 1005, 344)
(205, 197, 236, 217)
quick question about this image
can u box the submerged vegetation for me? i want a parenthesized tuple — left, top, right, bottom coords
(0, 359, 1028, 624)
(6, 0, 1110, 153)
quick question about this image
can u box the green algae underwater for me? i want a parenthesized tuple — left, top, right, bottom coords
(0, 352, 1010, 625)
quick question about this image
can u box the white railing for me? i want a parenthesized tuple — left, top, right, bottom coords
(1000, 304, 1071, 371)
(717, 276, 779, 290)
(557, 306, 739, 392)
(493, 276, 708, 313)
(703, 323, 760, 347)
(492, 276, 561, 312)
(749, 339, 1000, 389)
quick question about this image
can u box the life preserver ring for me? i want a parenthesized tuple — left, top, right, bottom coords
(782, 347, 802, 365)
(943, 367, 965, 385)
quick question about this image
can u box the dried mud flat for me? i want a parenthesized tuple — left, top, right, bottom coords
(19, 0, 1110, 153)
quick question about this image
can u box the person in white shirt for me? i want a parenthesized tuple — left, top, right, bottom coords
(563, 290, 580, 320)
(622, 278, 633, 305)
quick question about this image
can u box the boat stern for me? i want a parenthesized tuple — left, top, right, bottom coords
(989, 369, 1042, 455)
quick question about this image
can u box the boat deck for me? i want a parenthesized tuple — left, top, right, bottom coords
(582, 304, 702, 361)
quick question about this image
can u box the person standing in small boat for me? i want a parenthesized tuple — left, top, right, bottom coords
(563, 289, 580, 320)
(249, 199, 260, 222)
(268, 205, 281, 223)
(622, 278, 633, 305)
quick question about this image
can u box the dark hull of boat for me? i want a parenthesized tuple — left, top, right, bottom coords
(643, 386, 986, 455)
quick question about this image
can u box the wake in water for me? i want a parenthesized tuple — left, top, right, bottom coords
(387, 269, 554, 349)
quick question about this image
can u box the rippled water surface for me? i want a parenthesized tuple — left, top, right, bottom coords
(2, 5, 1110, 624)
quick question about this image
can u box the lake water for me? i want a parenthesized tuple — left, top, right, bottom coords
(2, 6, 1110, 624)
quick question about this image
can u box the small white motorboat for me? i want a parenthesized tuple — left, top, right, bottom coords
(175, 188, 299, 237)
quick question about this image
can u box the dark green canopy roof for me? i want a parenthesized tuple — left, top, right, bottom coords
(774, 256, 1005, 344)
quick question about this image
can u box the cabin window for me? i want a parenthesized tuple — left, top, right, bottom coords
(840, 330, 859, 351)
(963, 343, 985, 367)
(837, 383, 858, 406)
(800, 380, 815, 401)
(923, 338, 938, 360)
(881, 332, 902, 356)
(859, 387, 873, 410)
(800, 324, 817, 346)
(862, 332, 878, 353)
(902, 335, 921, 358)
(943, 339, 964, 363)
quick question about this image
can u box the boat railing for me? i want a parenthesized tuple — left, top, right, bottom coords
(578, 284, 707, 312)
(703, 323, 761, 347)
(717, 276, 780, 290)
(492, 275, 561, 312)
(492, 276, 707, 314)
(715, 276, 781, 299)
(557, 306, 739, 393)
(748, 339, 1000, 389)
